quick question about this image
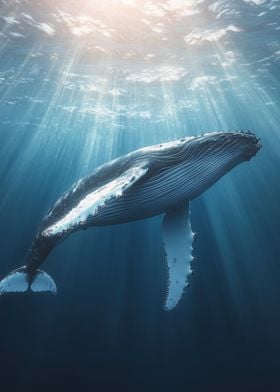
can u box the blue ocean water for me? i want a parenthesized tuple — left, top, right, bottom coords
(0, 0, 280, 390)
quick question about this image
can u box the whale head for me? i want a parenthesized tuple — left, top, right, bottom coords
(145, 130, 262, 203)
(180, 130, 261, 198)
(191, 130, 261, 162)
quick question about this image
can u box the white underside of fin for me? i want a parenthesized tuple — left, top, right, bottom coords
(0, 270, 29, 294)
(30, 270, 57, 294)
(162, 202, 194, 311)
(42, 163, 148, 236)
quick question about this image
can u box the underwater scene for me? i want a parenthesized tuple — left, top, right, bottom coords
(0, 0, 280, 390)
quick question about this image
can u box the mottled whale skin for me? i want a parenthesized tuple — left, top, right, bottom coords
(0, 131, 261, 309)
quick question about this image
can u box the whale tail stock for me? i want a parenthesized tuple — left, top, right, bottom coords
(0, 266, 57, 295)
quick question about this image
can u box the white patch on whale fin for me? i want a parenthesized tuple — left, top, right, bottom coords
(162, 202, 194, 311)
(43, 162, 149, 236)
(0, 269, 29, 294)
(30, 270, 57, 294)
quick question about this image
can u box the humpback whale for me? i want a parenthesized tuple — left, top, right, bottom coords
(0, 131, 261, 310)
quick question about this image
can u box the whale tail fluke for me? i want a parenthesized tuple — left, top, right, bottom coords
(0, 266, 57, 295)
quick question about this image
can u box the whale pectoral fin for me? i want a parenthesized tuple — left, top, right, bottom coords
(118, 162, 150, 191)
(162, 202, 194, 311)
(42, 162, 150, 236)
(89, 161, 149, 210)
